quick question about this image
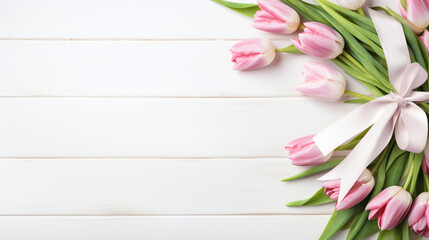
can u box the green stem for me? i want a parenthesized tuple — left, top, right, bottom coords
(342, 51, 369, 74)
(403, 154, 415, 190)
(344, 90, 375, 101)
(357, 8, 365, 16)
(410, 153, 423, 195)
(299, 23, 305, 30)
(424, 174, 429, 191)
(276, 45, 303, 54)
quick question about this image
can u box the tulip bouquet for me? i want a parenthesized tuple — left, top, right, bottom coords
(215, 0, 429, 239)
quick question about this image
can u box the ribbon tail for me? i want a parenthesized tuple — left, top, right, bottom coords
(319, 103, 398, 203)
(314, 96, 391, 156)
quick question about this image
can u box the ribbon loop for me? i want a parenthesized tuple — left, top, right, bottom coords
(315, 9, 429, 204)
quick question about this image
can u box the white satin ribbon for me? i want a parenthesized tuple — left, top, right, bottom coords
(314, 9, 429, 204)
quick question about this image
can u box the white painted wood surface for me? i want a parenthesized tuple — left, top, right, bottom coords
(0, 158, 333, 215)
(0, 0, 396, 239)
(0, 216, 342, 240)
(0, 98, 356, 157)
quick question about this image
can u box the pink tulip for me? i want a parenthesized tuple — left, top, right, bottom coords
(230, 38, 276, 71)
(422, 139, 429, 174)
(323, 169, 375, 210)
(296, 62, 346, 102)
(252, 0, 300, 34)
(285, 134, 332, 166)
(366, 186, 412, 230)
(408, 192, 429, 237)
(291, 22, 344, 59)
(420, 30, 429, 56)
(399, 0, 429, 33)
(335, 0, 367, 10)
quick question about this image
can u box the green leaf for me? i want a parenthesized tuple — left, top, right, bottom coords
(318, 0, 376, 32)
(315, 0, 384, 58)
(385, 153, 408, 187)
(333, 59, 384, 97)
(286, 188, 333, 207)
(386, 144, 406, 170)
(319, 204, 362, 240)
(211, 0, 260, 17)
(281, 0, 329, 25)
(418, 36, 429, 67)
(318, 11, 391, 92)
(354, 220, 380, 240)
(282, 159, 342, 181)
(409, 153, 423, 195)
(378, 227, 402, 240)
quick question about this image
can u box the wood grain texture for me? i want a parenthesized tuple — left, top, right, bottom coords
(0, 41, 369, 97)
(0, 0, 399, 238)
(0, 216, 365, 240)
(0, 0, 264, 39)
(0, 158, 333, 215)
(0, 0, 394, 39)
(0, 98, 357, 157)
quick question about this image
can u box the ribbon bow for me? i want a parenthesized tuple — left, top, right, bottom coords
(314, 9, 429, 204)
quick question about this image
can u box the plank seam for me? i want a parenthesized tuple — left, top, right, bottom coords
(0, 214, 333, 217)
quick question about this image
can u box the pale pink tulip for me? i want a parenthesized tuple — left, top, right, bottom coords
(420, 30, 429, 56)
(291, 22, 344, 59)
(422, 139, 429, 174)
(335, 0, 367, 10)
(230, 38, 276, 71)
(252, 0, 300, 34)
(285, 134, 332, 166)
(408, 192, 429, 237)
(399, 0, 429, 33)
(366, 186, 412, 230)
(296, 62, 346, 102)
(323, 169, 375, 210)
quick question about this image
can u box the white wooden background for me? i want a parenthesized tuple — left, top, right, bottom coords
(0, 0, 394, 239)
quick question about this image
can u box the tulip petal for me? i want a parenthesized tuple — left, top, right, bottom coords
(406, 0, 429, 32)
(379, 190, 412, 230)
(366, 186, 402, 210)
(409, 193, 429, 226)
(336, 178, 374, 210)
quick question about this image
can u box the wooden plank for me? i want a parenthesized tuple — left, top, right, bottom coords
(0, 0, 394, 39)
(0, 98, 357, 157)
(0, 216, 367, 240)
(0, 0, 264, 39)
(0, 158, 334, 215)
(0, 40, 369, 97)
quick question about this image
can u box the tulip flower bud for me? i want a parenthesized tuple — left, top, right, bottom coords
(399, 0, 429, 33)
(420, 30, 429, 56)
(252, 0, 300, 34)
(296, 62, 346, 102)
(408, 192, 429, 237)
(285, 134, 332, 166)
(366, 186, 412, 230)
(335, 0, 367, 10)
(229, 38, 276, 71)
(323, 169, 375, 210)
(291, 22, 344, 59)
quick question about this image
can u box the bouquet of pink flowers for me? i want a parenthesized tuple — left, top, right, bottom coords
(215, 0, 429, 239)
